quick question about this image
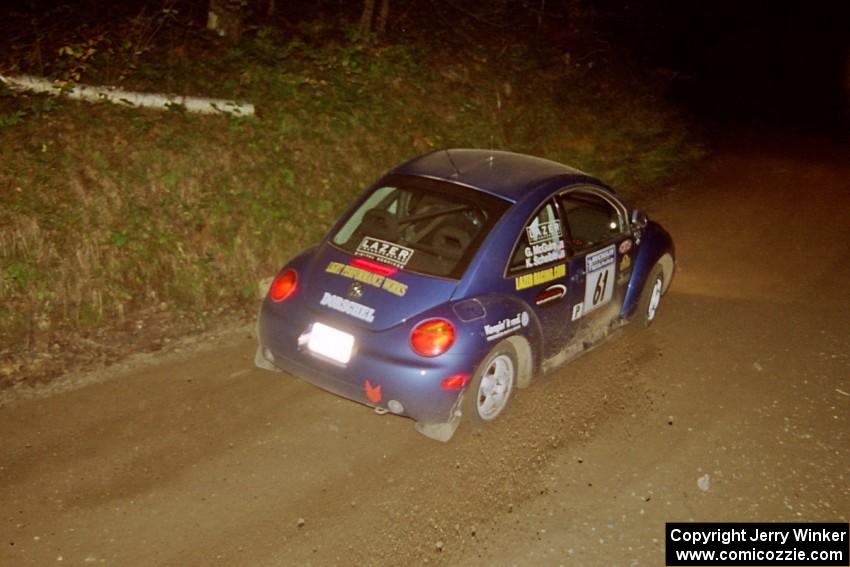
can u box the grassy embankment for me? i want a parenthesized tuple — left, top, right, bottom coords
(0, 22, 703, 386)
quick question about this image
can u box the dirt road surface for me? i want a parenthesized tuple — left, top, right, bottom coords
(2, 133, 849, 566)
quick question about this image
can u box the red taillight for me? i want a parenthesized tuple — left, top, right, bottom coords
(441, 373, 470, 390)
(269, 269, 297, 302)
(410, 319, 456, 357)
(350, 257, 398, 276)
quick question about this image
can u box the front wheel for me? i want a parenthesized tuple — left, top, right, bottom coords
(463, 341, 517, 424)
(637, 264, 664, 327)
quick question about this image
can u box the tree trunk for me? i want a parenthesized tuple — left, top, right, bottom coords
(377, 0, 389, 34)
(207, 0, 245, 43)
(358, 0, 375, 37)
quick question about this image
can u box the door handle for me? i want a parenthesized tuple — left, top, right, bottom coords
(535, 284, 567, 306)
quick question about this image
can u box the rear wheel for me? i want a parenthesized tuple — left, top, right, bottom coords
(463, 341, 517, 424)
(637, 264, 664, 326)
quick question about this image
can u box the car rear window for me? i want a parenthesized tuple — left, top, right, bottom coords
(331, 175, 510, 279)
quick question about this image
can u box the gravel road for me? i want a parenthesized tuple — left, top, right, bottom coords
(2, 132, 848, 566)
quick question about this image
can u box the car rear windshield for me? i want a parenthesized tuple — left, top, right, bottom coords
(331, 175, 511, 279)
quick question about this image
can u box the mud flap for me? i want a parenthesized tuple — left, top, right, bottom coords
(254, 346, 282, 372)
(414, 416, 460, 442)
(413, 392, 463, 442)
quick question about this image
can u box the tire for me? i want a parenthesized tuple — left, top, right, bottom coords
(463, 341, 518, 424)
(637, 263, 664, 327)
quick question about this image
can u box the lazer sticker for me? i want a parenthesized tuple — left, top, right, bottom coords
(618, 239, 633, 255)
(571, 302, 584, 321)
(320, 292, 375, 323)
(583, 245, 616, 314)
(526, 219, 562, 245)
(484, 311, 529, 342)
(524, 239, 566, 269)
(515, 263, 567, 290)
(356, 236, 414, 268)
(326, 261, 407, 297)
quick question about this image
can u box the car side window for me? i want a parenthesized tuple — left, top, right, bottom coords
(558, 191, 625, 252)
(507, 200, 567, 275)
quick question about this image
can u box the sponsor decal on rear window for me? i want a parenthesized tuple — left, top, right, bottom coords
(514, 263, 566, 290)
(525, 219, 562, 245)
(325, 261, 408, 297)
(356, 236, 414, 269)
(319, 292, 375, 323)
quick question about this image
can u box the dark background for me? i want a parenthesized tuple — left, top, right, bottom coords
(607, 1, 850, 135)
(3, 0, 849, 133)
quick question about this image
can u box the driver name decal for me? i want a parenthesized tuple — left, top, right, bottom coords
(356, 236, 414, 268)
(524, 239, 566, 268)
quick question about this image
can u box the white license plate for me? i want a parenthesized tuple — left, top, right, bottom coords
(307, 322, 354, 364)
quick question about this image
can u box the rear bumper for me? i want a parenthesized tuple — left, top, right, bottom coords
(256, 301, 471, 423)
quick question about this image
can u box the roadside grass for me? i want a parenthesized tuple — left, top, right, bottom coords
(0, 23, 703, 386)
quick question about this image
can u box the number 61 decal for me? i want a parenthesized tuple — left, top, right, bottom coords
(583, 244, 616, 314)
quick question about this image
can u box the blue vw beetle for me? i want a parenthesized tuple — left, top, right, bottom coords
(256, 150, 674, 441)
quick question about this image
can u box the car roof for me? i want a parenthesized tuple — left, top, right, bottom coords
(389, 149, 594, 203)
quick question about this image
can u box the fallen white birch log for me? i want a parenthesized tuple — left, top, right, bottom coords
(0, 74, 254, 116)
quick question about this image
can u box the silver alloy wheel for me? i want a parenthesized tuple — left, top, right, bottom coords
(646, 275, 663, 321)
(475, 353, 515, 421)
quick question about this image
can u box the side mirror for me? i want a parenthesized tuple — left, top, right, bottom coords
(630, 208, 649, 229)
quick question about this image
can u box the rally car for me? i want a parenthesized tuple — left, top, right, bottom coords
(256, 150, 674, 441)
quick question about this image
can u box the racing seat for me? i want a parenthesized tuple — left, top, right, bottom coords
(361, 209, 399, 241)
(432, 225, 471, 261)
